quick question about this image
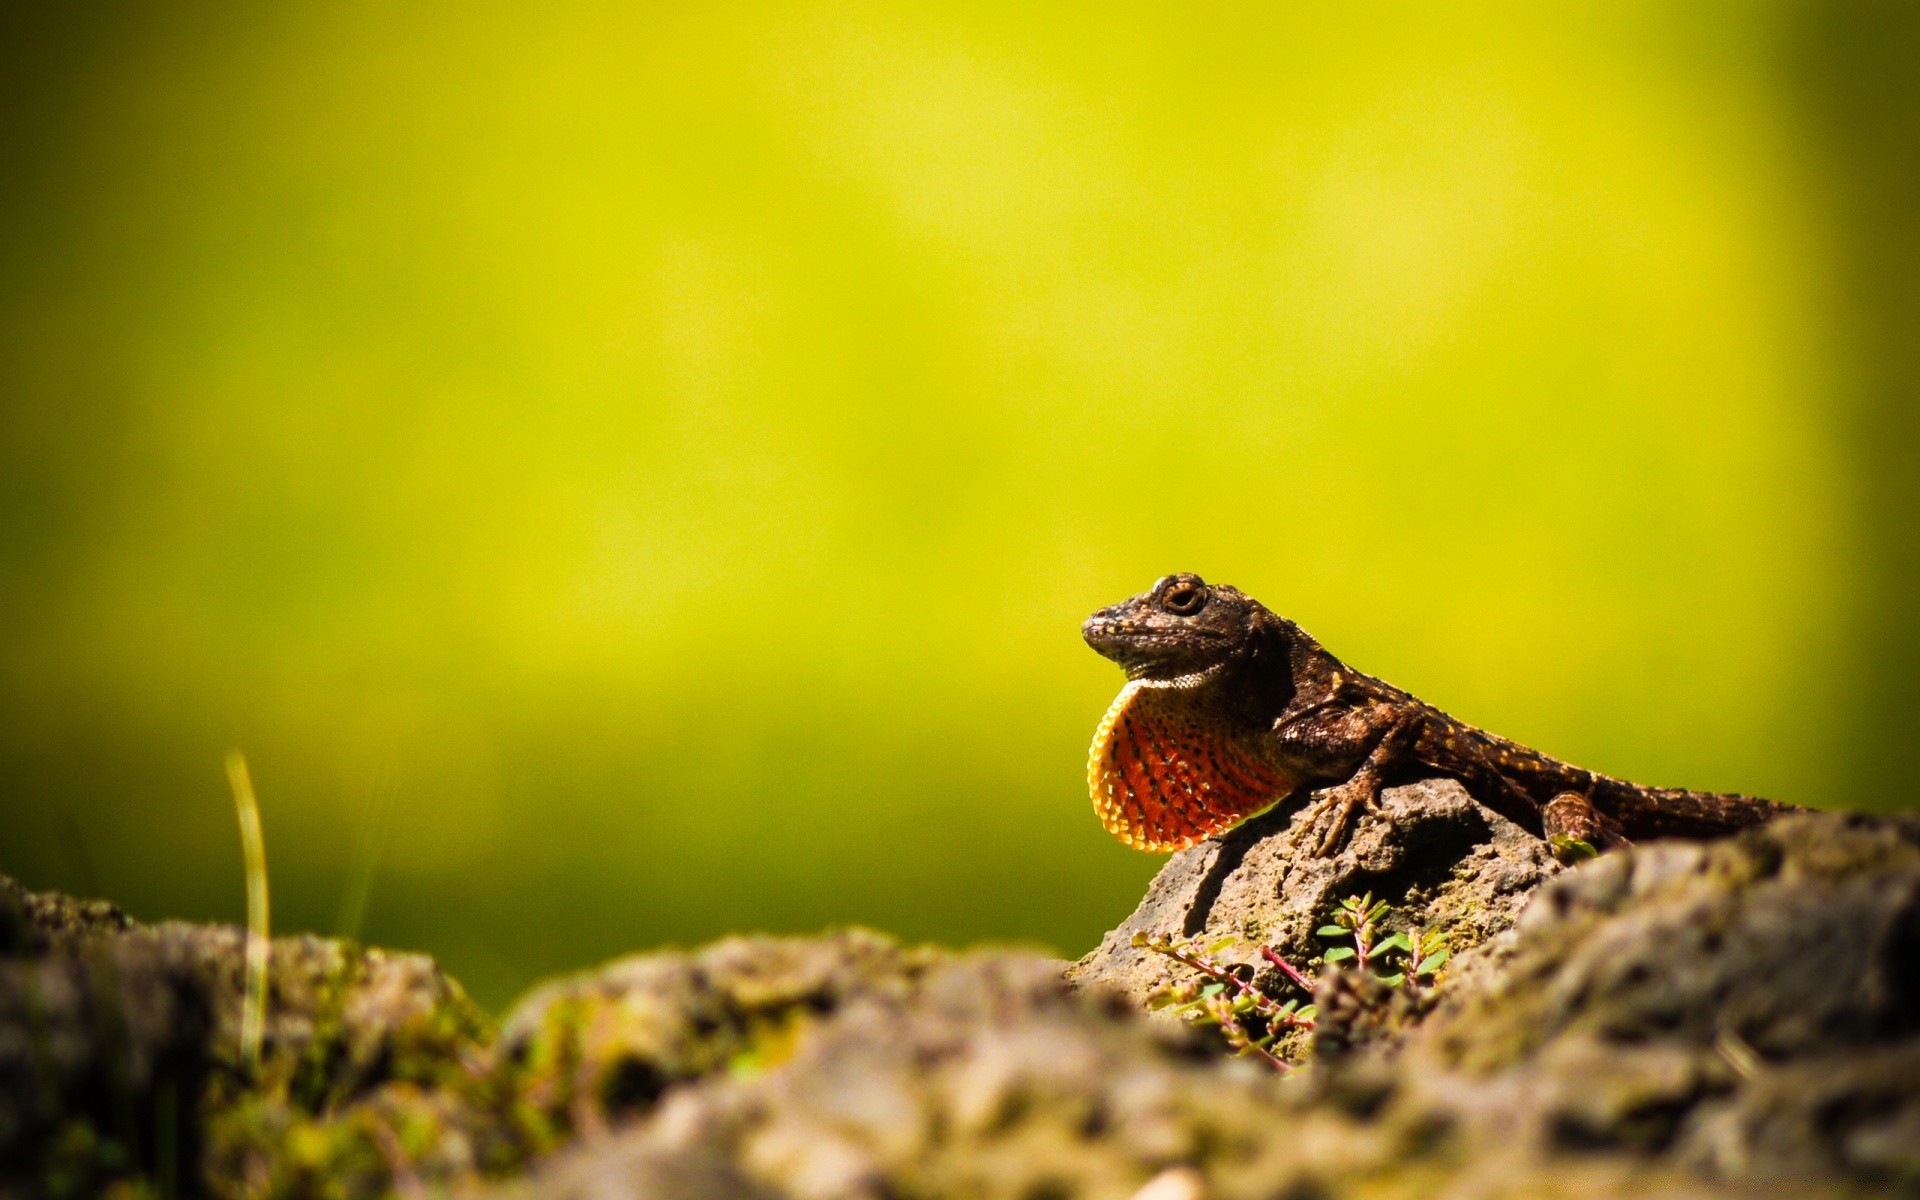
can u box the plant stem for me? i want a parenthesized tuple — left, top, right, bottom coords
(1261, 946, 1316, 994)
(1201, 996, 1294, 1074)
(1153, 942, 1314, 1031)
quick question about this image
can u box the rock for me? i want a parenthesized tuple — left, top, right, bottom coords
(1385, 811, 1920, 1189)
(477, 934, 1838, 1200)
(0, 891, 496, 1199)
(1068, 779, 1561, 1018)
(194, 929, 504, 1199)
(494, 930, 942, 1140)
(0, 874, 134, 954)
(0, 916, 219, 1196)
(488, 951, 1303, 1200)
(0, 793, 1915, 1199)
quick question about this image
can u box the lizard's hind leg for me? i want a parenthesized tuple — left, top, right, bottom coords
(1542, 791, 1629, 859)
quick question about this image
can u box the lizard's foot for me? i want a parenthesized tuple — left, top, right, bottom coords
(1298, 781, 1376, 857)
(1543, 791, 1628, 862)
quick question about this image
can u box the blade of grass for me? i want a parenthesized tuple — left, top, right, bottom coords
(225, 751, 269, 1075)
(333, 762, 396, 943)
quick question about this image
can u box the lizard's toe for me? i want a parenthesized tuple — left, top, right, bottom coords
(1306, 793, 1363, 857)
(1310, 824, 1345, 857)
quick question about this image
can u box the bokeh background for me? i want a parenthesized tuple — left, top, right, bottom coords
(3, 2, 1916, 1010)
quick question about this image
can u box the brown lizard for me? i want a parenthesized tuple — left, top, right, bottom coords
(1082, 573, 1795, 856)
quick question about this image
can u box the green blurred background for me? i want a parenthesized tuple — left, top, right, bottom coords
(2, 2, 1916, 1010)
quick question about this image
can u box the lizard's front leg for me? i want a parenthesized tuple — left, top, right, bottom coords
(1298, 713, 1420, 857)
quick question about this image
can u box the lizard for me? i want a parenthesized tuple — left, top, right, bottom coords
(1082, 572, 1795, 857)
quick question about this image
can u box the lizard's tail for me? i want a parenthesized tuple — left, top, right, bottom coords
(1595, 781, 1798, 841)
(1425, 717, 1798, 845)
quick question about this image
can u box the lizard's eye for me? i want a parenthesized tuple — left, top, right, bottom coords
(1162, 582, 1207, 615)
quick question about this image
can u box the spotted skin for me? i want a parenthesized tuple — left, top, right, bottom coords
(1089, 679, 1298, 851)
(1084, 574, 1796, 856)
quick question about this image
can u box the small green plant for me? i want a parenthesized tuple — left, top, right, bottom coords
(1132, 932, 1315, 1073)
(1320, 883, 1451, 990)
(1316, 892, 1450, 989)
(1320, 890, 1451, 983)
(1138, 893, 1455, 1071)
(1317, 893, 1390, 972)
(1374, 926, 1451, 988)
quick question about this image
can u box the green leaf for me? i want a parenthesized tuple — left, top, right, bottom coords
(1367, 900, 1392, 922)
(1199, 982, 1226, 997)
(1131, 931, 1149, 947)
(1323, 947, 1356, 963)
(1205, 936, 1238, 954)
(1419, 949, 1450, 974)
(1375, 932, 1411, 954)
(1549, 835, 1598, 861)
(1147, 992, 1177, 1010)
(1316, 925, 1348, 938)
(1298, 1006, 1318, 1021)
(1376, 972, 1406, 987)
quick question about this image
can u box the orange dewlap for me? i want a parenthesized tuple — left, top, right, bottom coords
(1087, 680, 1297, 852)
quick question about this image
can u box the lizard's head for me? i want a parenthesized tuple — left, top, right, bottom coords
(1082, 573, 1261, 683)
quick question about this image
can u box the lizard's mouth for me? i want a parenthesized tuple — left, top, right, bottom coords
(1081, 614, 1156, 660)
(1082, 613, 1231, 681)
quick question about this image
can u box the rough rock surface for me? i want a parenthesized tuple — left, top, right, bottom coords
(490, 951, 1300, 1200)
(1069, 779, 1562, 1012)
(495, 930, 944, 1141)
(1401, 811, 1920, 1186)
(0, 889, 498, 1198)
(477, 945, 1803, 1200)
(1, 789, 1916, 1198)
